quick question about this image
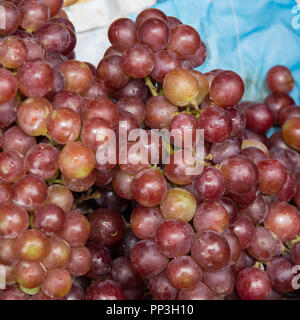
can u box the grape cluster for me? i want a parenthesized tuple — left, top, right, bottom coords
(0, 3, 299, 301)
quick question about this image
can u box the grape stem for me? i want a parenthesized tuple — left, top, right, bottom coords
(145, 76, 158, 96)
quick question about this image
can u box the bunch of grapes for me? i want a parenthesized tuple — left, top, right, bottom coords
(0, 2, 300, 301)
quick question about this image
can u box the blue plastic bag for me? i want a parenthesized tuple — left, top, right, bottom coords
(130, 0, 300, 135)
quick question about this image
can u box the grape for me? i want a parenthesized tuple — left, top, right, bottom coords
(65, 285, 85, 300)
(130, 206, 163, 240)
(108, 18, 136, 50)
(164, 150, 197, 185)
(223, 229, 241, 265)
(220, 155, 257, 194)
(210, 70, 245, 107)
(117, 229, 140, 258)
(155, 219, 194, 258)
(244, 103, 274, 133)
(145, 95, 177, 129)
(0, 1, 20, 36)
(278, 105, 300, 125)
(282, 118, 300, 151)
(130, 240, 168, 279)
(236, 267, 271, 300)
(193, 201, 229, 234)
(265, 92, 294, 124)
(210, 138, 241, 164)
(266, 65, 294, 92)
(82, 99, 118, 131)
(17, 60, 54, 98)
(60, 212, 90, 247)
(239, 195, 268, 224)
(227, 186, 258, 206)
(266, 257, 294, 293)
(0, 284, 30, 300)
(160, 188, 197, 222)
(42, 237, 71, 269)
(178, 281, 214, 300)
(257, 159, 287, 195)
(264, 201, 300, 243)
(46, 184, 73, 213)
(226, 106, 246, 137)
(12, 175, 48, 211)
(66, 246, 92, 277)
(104, 45, 122, 57)
(58, 60, 93, 94)
(51, 17, 75, 32)
(61, 170, 96, 192)
(191, 70, 210, 104)
(270, 147, 298, 174)
(202, 267, 235, 296)
(117, 96, 145, 125)
(169, 113, 198, 149)
(193, 167, 225, 202)
(277, 172, 296, 201)
(185, 40, 207, 67)
(112, 168, 134, 200)
(167, 16, 182, 29)
(17, 97, 52, 136)
(97, 55, 130, 89)
(241, 147, 267, 165)
(167, 24, 200, 58)
(94, 168, 113, 186)
(88, 208, 125, 246)
(25, 143, 59, 180)
(163, 69, 200, 106)
(111, 256, 141, 289)
(0, 151, 25, 183)
(0, 69, 18, 103)
(85, 77, 108, 99)
(191, 231, 230, 271)
(19, 0, 50, 32)
(35, 22, 70, 54)
(85, 279, 125, 300)
(247, 226, 282, 261)
(244, 129, 268, 145)
(132, 168, 167, 207)
(0, 238, 18, 265)
(218, 197, 238, 225)
(58, 141, 95, 180)
(85, 242, 112, 280)
(52, 91, 82, 116)
(197, 106, 232, 143)
(0, 203, 29, 239)
(114, 78, 149, 102)
(0, 36, 27, 69)
(294, 185, 300, 210)
(22, 36, 45, 61)
(120, 44, 154, 78)
(15, 260, 46, 289)
(137, 18, 170, 52)
(136, 8, 167, 27)
(16, 229, 49, 261)
(149, 271, 178, 300)
(0, 181, 12, 205)
(41, 268, 72, 298)
(230, 216, 255, 249)
(47, 108, 81, 144)
(167, 256, 202, 289)
(33, 203, 65, 236)
(231, 251, 254, 275)
(45, 50, 66, 68)
(44, 0, 63, 17)
(151, 50, 180, 83)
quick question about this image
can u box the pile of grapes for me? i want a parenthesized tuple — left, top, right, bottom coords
(0, 1, 299, 301)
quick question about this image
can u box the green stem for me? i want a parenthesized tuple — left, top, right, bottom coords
(145, 76, 158, 96)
